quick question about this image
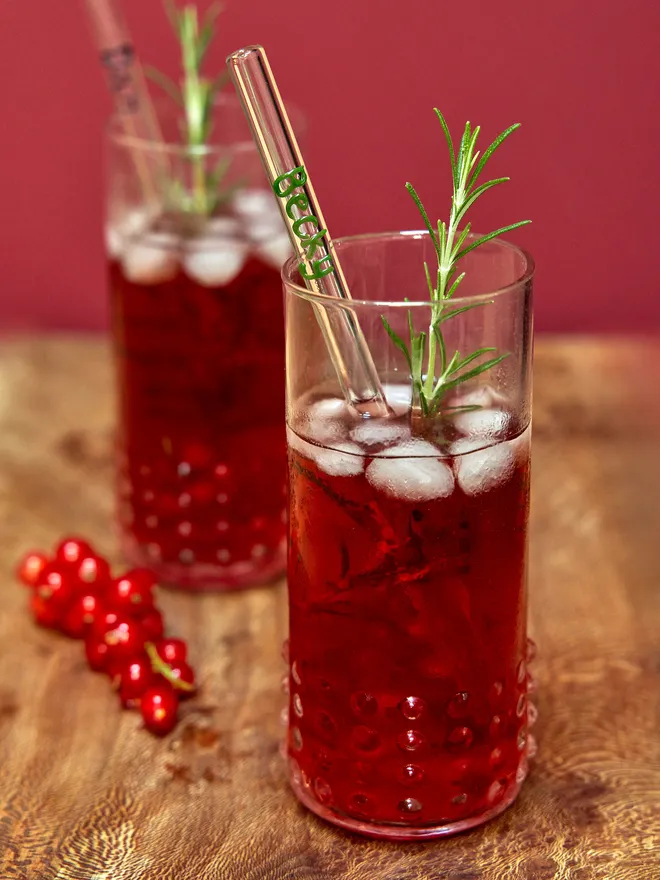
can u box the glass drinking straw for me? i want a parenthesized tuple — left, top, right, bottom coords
(82, 0, 165, 203)
(227, 46, 390, 418)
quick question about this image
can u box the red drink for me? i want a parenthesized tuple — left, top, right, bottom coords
(108, 196, 290, 589)
(286, 388, 532, 837)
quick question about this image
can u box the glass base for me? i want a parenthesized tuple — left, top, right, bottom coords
(289, 774, 523, 841)
(121, 535, 286, 592)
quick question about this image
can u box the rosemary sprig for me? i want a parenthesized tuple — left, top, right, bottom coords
(146, 1, 236, 215)
(383, 110, 530, 418)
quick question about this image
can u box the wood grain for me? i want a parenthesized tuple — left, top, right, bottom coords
(0, 336, 658, 880)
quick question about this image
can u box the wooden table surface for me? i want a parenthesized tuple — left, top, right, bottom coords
(0, 336, 658, 880)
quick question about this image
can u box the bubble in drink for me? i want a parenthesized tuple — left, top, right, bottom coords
(366, 439, 454, 501)
(183, 239, 248, 287)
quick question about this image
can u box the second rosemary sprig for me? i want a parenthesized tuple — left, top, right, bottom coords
(147, 1, 236, 215)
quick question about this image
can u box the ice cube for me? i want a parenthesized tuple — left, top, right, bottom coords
(349, 420, 408, 449)
(314, 442, 365, 477)
(247, 216, 286, 244)
(206, 216, 241, 238)
(106, 207, 154, 259)
(511, 423, 532, 455)
(257, 232, 293, 268)
(183, 239, 248, 287)
(286, 426, 316, 459)
(105, 225, 122, 260)
(382, 382, 413, 415)
(456, 441, 516, 495)
(232, 188, 279, 219)
(121, 233, 180, 285)
(454, 407, 509, 437)
(286, 428, 364, 477)
(366, 439, 455, 501)
(300, 398, 350, 443)
(450, 436, 490, 456)
(454, 386, 496, 409)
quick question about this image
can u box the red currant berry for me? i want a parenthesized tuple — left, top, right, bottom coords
(106, 569, 155, 617)
(91, 607, 121, 641)
(154, 638, 188, 666)
(55, 537, 94, 567)
(35, 563, 75, 611)
(16, 550, 49, 588)
(102, 616, 147, 662)
(165, 661, 196, 697)
(61, 593, 101, 639)
(30, 594, 61, 629)
(75, 555, 111, 594)
(141, 609, 164, 641)
(85, 636, 113, 673)
(115, 656, 156, 708)
(140, 684, 179, 736)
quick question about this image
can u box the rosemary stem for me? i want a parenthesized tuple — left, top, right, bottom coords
(424, 220, 456, 398)
(192, 153, 207, 213)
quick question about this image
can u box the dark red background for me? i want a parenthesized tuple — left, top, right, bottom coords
(0, 0, 658, 332)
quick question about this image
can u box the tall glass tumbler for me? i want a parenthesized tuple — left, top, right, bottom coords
(107, 95, 299, 590)
(284, 231, 535, 839)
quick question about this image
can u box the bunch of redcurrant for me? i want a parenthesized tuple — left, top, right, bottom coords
(17, 537, 196, 736)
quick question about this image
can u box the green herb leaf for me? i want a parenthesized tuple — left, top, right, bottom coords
(411, 330, 427, 380)
(444, 273, 467, 299)
(433, 300, 489, 326)
(164, 0, 182, 35)
(423, 261, 435, 298)
(212, 70, 230, 94)
(449, 225, 472, 263)
(452, 347, 498, 374)
(435, 404, 483, 415)
(467, 123, 520, 191)
(455, 220, 531, 262)
(433, 353, 509, 399)
(434, 109, 457, 191)
(406, 183, 441, 261)
(144, 65, 183, 106)
(381, 316, 412, 371)
(454, 177, 509, 225)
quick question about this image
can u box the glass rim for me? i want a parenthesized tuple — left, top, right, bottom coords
(282, 230, 535, 309)
(107, 92, 306, 157)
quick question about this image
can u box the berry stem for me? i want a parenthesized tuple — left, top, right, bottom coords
(145, 641, 195, 692)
